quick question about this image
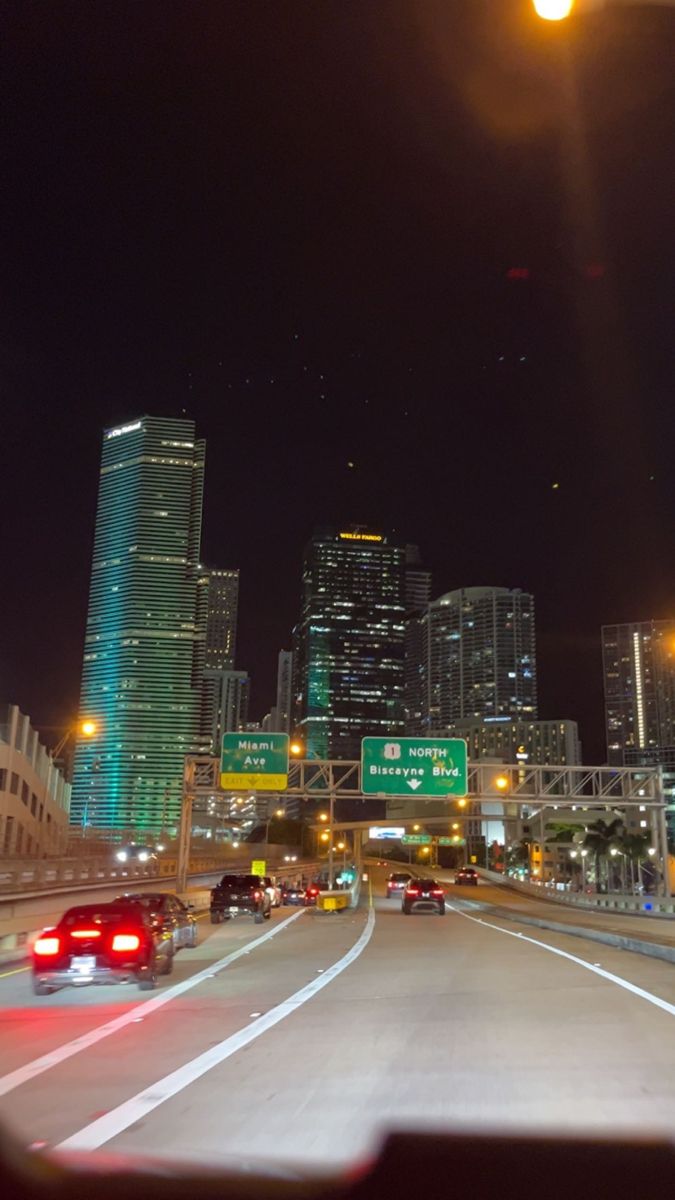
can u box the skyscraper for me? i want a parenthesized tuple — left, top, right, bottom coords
(71, 416, 206, 836)
(405, 586, 537, 732)
(602, 620, 675, 766)
(275, 650, 293, 734)
(196, 567, 241, 752)
(294, 528, 405, 759)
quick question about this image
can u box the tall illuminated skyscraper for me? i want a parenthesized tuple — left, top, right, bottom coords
(71, 416, 206, 836)
(294, 528, 405, 759)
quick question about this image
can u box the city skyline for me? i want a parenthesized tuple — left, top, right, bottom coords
(3, 3, 673, 764)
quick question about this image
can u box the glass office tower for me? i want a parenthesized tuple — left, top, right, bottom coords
(71, 416, 206, 837)
(294, 528, 405, 759)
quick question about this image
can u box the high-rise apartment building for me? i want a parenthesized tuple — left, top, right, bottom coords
(196, 567, 241, 753)
(275, 650, 293, 734)
(294, 528, 405, 759)
(405, 586, 537, 733)
(71, 416, 206, 836)
(404, 544, 432, 614)
(602, 620, 675, 765)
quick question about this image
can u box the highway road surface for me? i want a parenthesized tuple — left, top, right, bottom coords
(2, 866, 675, 1177)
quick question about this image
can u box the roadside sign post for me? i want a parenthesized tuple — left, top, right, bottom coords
(251, 859, 266, 877)
(361, 737, 468, 798)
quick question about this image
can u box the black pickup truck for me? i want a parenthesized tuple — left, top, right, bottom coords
(209, 874, 272, 925)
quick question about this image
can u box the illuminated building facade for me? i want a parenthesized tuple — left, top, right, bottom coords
(602, 620, 675, 766)
(71, 416, 206, 837)
(406, 586, 537, 732)
(294, 528, 405, 759)
(196, 567, 241, 753)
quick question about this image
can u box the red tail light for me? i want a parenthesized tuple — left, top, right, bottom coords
(34, 935, 60, 957)
(111, 933, 141, 952)
(253, 891, 261, 900)
(405, 886, 420, 895)
(71, 929, 102, 939)
(432, 889, 444, 897)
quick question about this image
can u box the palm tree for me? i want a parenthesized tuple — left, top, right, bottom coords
(583, 817, 624, 893)
(619, 832, 651, 894)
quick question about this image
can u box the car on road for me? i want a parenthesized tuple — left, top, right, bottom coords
(455, 867, 479, 886)
(31, 901, 174, 995)
(401, 878, 445, 916)
(281, 882, 305, 906)
(114, 892, 198, 951)
(262, 876, 282, 907)
(386, 871, 414, 898)
(210, 874, 272, 924)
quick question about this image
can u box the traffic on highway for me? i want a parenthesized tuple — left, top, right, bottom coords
(3, 861, 675, 1176)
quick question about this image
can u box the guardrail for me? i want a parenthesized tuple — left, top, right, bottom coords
(476, 867, 675, 916)
(0, 855, 223, 899)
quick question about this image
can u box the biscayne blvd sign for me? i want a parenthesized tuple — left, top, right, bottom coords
(361, 737, 468, 798)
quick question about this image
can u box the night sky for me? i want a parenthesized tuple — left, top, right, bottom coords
(2, 1, 674, 761)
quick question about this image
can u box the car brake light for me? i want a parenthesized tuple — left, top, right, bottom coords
(111, 933, 141, 952)
(253, 891, 261, 900)
(34, 935, 60, 956)
(71, 929, 102, 939)
(432, 889, 444, 897)
(405, 887, 420, 895)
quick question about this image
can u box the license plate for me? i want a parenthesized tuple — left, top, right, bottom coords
(229, 906, 238, 913)
(422, 893, 430, 898)
(72, 956, 96, 974)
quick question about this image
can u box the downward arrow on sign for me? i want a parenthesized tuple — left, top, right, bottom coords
(407, 779, 422, 791)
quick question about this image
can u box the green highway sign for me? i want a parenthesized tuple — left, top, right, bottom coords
(220, 733, 289, 791)
(438, 836, 465, 846)
(361, 737, 468, 797)
(401, 833, 432, 845)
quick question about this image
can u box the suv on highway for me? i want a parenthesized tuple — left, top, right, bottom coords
(210, 874, 272, 925)
(32, 901, 174, 995)
(402, 878, 446, 916)
(386, 871, 414, 898)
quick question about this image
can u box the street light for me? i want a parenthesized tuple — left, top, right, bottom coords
(532, 0, 574, 18)
(289, 739, 304, 756)
(265, 807, 285, 846)
(494, 775, 509, 792)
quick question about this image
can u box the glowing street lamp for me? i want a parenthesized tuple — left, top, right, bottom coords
(290, 740, 304, 756)
(532, 0, 574, 19)
(494, 775, 509, 792)
(81, 719, 97, 737)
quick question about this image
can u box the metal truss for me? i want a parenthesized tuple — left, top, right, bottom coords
(183, 756, 664, 808)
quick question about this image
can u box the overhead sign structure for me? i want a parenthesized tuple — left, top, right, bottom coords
(401, 833, 432, 845)
(438, 836, 465, 846)
(361, 737, 468, 797)
(368, 826, 406, 840)
(220, 733, 289, 791)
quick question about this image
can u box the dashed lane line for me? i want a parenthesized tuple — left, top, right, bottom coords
(57, 905, 376, 1150)
(0, 910, 305, 1099)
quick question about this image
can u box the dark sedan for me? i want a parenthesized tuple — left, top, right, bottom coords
(32, 901, 174, 994)
(114, 892, 198, 951)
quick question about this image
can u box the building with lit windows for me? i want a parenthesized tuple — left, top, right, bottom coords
(405, 586, 537, 734)
(0, 705, 71, 856)
(196, 567, 241, 753)
(293, 527, 405, 759)
(445, 716, 581, 765)
(602, 620, 675, 765)
(71, 416, 206, 837)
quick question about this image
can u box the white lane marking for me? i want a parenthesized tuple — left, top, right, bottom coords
(57, 907, 376, 1151)
(0, 910, 304, 1099)
(447, 903, 675, 1018)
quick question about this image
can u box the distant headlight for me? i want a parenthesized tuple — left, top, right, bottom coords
(116, 851, 127, 862)
(138, 851, 149, 862)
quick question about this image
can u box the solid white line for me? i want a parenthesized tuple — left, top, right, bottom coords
(57, 906, 376, 1151)
(0, 910, 305, 1099)
(447, 903, 675, 1018)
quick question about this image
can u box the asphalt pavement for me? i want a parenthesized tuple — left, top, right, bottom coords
(2, 867, 675, 1177)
